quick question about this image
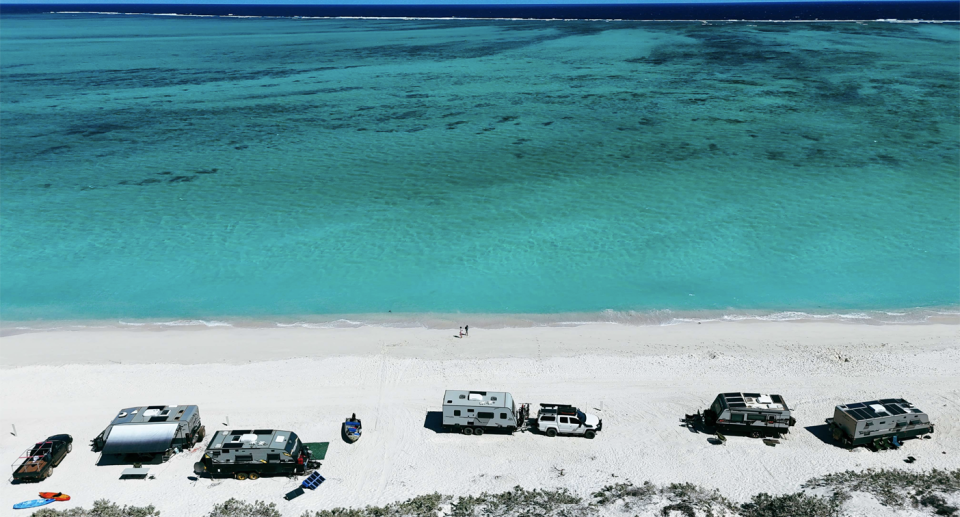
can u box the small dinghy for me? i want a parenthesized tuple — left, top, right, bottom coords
(342, 414, 362, 443)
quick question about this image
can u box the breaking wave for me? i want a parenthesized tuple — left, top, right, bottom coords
(3, 307, 956, 334)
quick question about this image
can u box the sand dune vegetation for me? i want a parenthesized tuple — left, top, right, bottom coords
(29, 469, 960, 517)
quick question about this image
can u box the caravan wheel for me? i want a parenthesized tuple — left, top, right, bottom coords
(750, 431, 761, 439)
(234, 472, 248, 481)
(248, 472, 260, 480)
(463, 427, 474, 436)
(474, 428, 485, 436)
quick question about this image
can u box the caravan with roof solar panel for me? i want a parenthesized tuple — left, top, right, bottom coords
(682, 392, 796, 438)
(826, 398, 933, 450)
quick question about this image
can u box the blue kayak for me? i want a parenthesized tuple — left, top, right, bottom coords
(14, 499, 55, 510)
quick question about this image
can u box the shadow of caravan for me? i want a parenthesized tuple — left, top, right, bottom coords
(423, 411, 445, 434)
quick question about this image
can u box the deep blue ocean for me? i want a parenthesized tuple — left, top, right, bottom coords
(1, 11, 958, 326)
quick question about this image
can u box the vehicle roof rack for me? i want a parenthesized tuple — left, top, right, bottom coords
(540, 404, 577, 414)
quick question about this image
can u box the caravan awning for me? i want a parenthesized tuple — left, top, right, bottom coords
(102, 423, 179, 454)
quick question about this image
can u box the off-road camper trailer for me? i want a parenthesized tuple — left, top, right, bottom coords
(826, 398, 934, 450)
(683, 392, 796, 438)
(442, 390, 528, 435)
(92, 405, 204, 463)
(194, 429, 320, 479)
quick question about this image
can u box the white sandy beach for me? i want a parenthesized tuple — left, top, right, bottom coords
(1, 321, 958, 515)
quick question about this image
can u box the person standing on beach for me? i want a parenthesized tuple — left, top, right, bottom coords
(459, 326, 464, 338)
(465, 325, 469, 336)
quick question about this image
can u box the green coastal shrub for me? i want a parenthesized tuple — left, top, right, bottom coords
(207, 499, 281, 517)
(592, 481, 658, 505)
(32, 469, 960, 517)
(739, 492, 845, 517)
(306, 487, 587, 517)
(304, 493, 444, 517)
(450, 486, 583, 517)
(803, 468, 960, 509)
(591, 480, 734, 516)
(31, 499, 160, 517)
(661, 482, 736, 517)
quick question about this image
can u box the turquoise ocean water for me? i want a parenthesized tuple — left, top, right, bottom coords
(1, 15, 958, 326)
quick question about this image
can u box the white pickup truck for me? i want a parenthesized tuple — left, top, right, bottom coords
(535, 404, 602, 439)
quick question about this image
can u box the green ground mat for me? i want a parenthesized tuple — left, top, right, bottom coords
(303, 442, 329, 460)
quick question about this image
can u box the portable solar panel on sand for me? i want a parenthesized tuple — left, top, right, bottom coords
(302, 471, 325, 490)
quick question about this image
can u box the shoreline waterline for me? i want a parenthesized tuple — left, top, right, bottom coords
(2, 306, 957, 336)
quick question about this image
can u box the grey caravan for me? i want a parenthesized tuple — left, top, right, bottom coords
(826, 398, 934, 450)
(703, 393, 796, 438)
(442, 390, 523, 435)
(92, 405, 204, 463)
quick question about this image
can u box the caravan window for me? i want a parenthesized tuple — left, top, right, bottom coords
(747, 414, 764, 421)
(454, 410, 461, 416)
(500, 413, 507, 419)
(731, 414, 744, 422)
(478, 412, 494, 419)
